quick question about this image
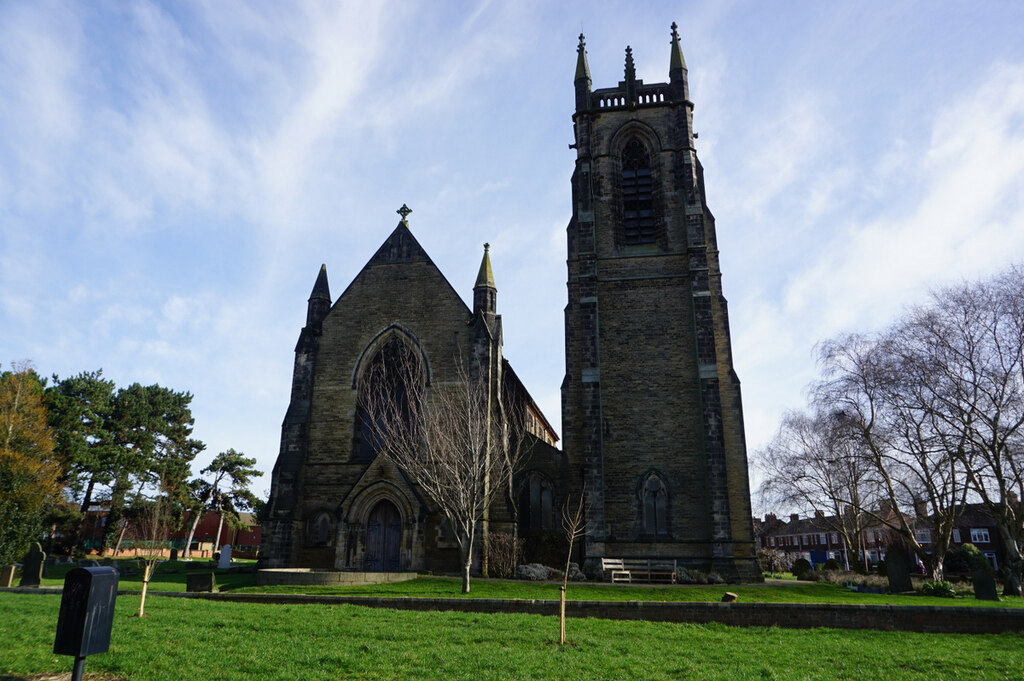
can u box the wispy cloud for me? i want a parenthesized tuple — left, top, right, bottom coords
(736, 62, 1024, 454)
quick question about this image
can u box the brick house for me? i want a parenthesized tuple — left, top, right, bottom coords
(757, 503, 1011, 573)
(169, 511, 262, 558)
(69, 506, 261, 558)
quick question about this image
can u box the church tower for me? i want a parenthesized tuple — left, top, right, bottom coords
(562, 26, 759, 580)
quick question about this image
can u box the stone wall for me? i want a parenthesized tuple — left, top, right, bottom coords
(168, 591, 1024, 634)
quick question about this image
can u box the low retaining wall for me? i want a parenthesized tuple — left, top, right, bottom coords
(7, 587, 1022, 634)
(256, 569, 417, 587)
(182, 592, 1024, 634)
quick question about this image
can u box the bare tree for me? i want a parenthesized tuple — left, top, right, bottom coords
(756, 547, 784, 578)
(759, 265, 1024, 590)
(360, 344, 528, 593)
(126, 494, 177, 617)
(755, 409, 879, 571)
(815, 332, 969, 581)
(898, 268, 1024, 594)
(559, 487, 586, 646)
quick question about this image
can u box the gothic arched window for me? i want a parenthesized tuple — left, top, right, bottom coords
(621, 138, 656, 245)
(640, 472, 669, 537)
(518, 472, 555, 532)
(353, 338, 419, 463)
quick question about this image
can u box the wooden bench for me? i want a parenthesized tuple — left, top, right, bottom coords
(601, 558, 677, 584)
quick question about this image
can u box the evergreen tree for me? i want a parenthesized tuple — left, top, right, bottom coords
(181, 449, 262, 558)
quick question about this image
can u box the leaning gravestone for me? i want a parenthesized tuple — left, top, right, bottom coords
(186, 573, 217, 593)
(973, 570, 999, 601)
(885, 552, 913, 593)
(18, 543, 46, 587)
(1, 565, 15, 587)
(169, 548, 178, 562)
(217, 545, 232, 569)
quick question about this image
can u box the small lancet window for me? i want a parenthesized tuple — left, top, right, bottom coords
(640, 473, 669, 537)
(621, 138, 656, 245)
(309, 512, 333, 547)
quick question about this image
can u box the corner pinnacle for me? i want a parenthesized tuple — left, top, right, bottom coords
(575, 33, 591, 84)
(670, 22, 687, 72)
(475, 242, 496, 290)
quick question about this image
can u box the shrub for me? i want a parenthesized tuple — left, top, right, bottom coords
(791, 558, 813, 580)
(676, 567, 708, 584)
(675, 567, 726, 585)
(822, 558, 841, 572)
(944, 543, 992, 574)
(920, 580, 957, 598)
(486, 532, 524, 579)
(757, 547, 784, 575)
(706, 571, 725, 584)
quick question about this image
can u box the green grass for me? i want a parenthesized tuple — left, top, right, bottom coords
(34, 564, 1024, 609)
(39, 561, 258, 593)
(233, 575, 1024, 608)
(1, 591, 1021, 680)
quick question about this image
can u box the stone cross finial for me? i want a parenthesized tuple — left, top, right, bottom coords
(671, 22, 679, 42)
(484, 242, 490, 251)
(397, 204, 412, 224)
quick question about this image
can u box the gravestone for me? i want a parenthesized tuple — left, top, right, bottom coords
(885, 552, 913, 593)
(79, 559, 101, 567)
(972, 570, 999, 601)
(169, 548, 178, 562)
(218, 545, 232, 569)
(186, 573, 217, 593)
(1, 565, 15, 587)
(721, 592, 738, 603)
(19, 543, 45, 587)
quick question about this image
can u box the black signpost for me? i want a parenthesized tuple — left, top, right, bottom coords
(54, 566, 119, 681)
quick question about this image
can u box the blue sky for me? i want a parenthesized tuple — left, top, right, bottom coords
(3, 1, 1023, 503)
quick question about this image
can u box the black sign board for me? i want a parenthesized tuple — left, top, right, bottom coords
(54, 566, 119, 658)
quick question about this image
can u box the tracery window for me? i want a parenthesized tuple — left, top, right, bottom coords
(621, 138, 656, 245)
(353, 338, 418, 463)
(640, 472, 669, 537)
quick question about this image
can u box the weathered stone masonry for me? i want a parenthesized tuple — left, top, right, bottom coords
(562, 27, 759, 580)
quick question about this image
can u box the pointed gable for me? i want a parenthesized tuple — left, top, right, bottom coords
(333, 221, 471, 317)
(367, 223, 431, 266)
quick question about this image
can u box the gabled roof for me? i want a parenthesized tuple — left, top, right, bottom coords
(333, 221, 472, 316)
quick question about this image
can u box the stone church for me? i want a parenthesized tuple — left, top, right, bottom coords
(263, 25, 759, 581)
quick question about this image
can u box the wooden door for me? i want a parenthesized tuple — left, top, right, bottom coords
(365, 500, 402, 571)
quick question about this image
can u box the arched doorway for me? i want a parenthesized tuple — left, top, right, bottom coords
(365, 499, 402, 571)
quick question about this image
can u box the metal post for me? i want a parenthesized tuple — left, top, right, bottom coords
(71, 656, 85, 681)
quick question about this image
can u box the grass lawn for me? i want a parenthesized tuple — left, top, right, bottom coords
(1, 591, 1021, 681)
(33, 563, 1024, 610)
(233, 576, 1024, 608)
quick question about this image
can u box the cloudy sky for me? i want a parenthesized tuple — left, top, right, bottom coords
(2, 1, 1023, 502)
